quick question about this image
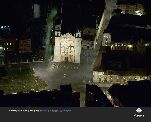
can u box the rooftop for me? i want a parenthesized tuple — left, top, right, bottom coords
(0, 85, 80, 107)
(108, 80, 151, 107)
(104, 15, 151, 43)
(100, 50, 151, 75)
(107, 15, 150, 27)
(117, 0, 144, 5)
(85, 84, 113, 107)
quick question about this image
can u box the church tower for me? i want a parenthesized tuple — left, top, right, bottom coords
(74, 30, 82, 63)
(53, 22, 61, 62)
(53, 28, 82, 63)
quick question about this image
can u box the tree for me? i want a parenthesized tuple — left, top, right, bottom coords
(136, 39, 146, 54)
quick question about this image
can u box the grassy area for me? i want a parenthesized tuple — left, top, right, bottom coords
(0, 64, 47, 94)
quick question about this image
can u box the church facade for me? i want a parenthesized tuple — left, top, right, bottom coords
(53, 24, 82, 63)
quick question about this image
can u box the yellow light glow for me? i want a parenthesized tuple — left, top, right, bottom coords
(127, 45, 133, 48)
(145, 43, 149, 46)
(135, 10, 143, 16)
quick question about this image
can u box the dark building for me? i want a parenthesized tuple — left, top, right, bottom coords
(0, 85, 80, 107)
(103, 14, 151, 47)
(117, 0, 144, 4)
(85, 84, 113, 107)
(102, 14, 151, 73)
(101, 50, 151, 72)
(108, 80, 151, 107)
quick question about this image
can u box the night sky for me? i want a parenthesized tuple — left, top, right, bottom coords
(0, 0, 105, 24)
(0, 0, 151, 35)
(0, 0, 32, 24)
(0, 0, 151, 22)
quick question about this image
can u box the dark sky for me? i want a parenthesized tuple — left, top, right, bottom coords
(2, 0, 150, 34)
(61, 0, 105, 33)
(0, 0, 32, 24)
(0, 0, 151, 24)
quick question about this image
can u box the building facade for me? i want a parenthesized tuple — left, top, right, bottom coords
(54, 29, 81, 63)
(82, 27, 96, 50)
(0, 37, 18, 53)
(117, 4, 145, 16)
(93, 71, 149, 84)
(102, 33, 134, 51)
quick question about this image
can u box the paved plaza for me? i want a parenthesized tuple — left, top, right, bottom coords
(30, 0, 116, 107)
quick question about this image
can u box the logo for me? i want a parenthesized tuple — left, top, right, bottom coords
(134, 108, 144, 118)
(136, 108, 142, 113)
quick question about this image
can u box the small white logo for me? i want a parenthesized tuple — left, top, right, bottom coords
(134, 108, 144, 118)
(136, 108, 142, 113)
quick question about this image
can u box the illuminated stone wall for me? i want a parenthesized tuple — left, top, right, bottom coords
(102, 33, 112, 46)
(111, 43, 133, 51)
(74, 31, 81, 63)
(117, 4, 145, 16)
(93, 71, 149, 84)
(53, 35, 61, 62)
(54, 32, 81, 63)
(102, 33, 134, 51)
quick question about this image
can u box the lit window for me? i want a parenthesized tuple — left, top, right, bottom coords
(4, 48, 5, 50)
(135, 10, 143, 16)
(10, 43, 11, 45)
(128, 45, 133, 48)
(145, 43, 149, 46)
(7, 48, 8, 50)
(7, 43, 8, 45)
